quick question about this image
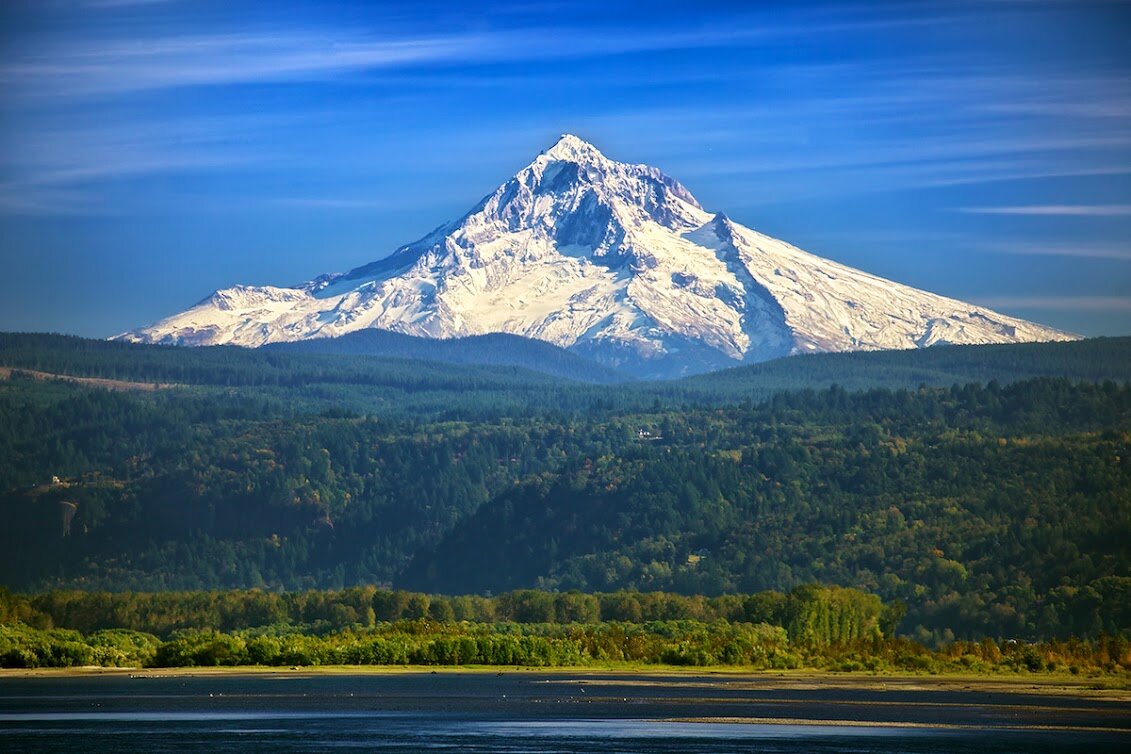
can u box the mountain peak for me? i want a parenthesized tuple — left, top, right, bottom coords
(542, 133, 606, 163)
(119, 136, 1078, 376)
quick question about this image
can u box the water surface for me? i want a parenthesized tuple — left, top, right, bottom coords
(1, 672, 1127, 752)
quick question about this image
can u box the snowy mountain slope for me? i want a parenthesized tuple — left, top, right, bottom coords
(118, 134, 1077, 377)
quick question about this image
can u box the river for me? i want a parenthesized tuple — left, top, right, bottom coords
(1, 671, 1127, 752)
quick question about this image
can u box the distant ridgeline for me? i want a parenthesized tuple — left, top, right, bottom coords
(0, 332, 1129, 413)
(0, 332, 1129, 644)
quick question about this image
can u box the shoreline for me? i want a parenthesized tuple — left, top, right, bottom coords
(4, 665, 1128, 698)
(661, 717, 1131, 734)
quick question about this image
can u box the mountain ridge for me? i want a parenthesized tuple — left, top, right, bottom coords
(118, 134, 1076, 377)
(262, 329, 627, 384)
(4, 332, 1127, 418)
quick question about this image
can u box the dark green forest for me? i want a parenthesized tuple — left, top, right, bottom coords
(2, 332, 1129, 417)
(1, 333, 1129, 646)
(263, 329, 626, 384)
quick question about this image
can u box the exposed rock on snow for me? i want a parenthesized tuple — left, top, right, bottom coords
(118, 134, 1077, 377)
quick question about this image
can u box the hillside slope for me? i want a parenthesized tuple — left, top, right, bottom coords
(263, 330, 625, 383)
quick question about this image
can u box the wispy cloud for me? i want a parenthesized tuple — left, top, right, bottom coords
(81, 0, 182, 7)
(568, 62, 1131, 197)
(798, 232, 1131, 262)
(1, 32, 478, 97)
(38, 122, 276, 167)
(974, 296, 1131, 312)
(674, 156, 1131, 206)
(0, 184, 106, 215)
(981, 241, 1131, 260)
(979, 99, 1131, 119)
(0, 6, 981, 99)
(0, 112, 300, 213)
(954, 204, 1131, 216)
(3, 2, 1129, 219)
(270, 197, 388, 210)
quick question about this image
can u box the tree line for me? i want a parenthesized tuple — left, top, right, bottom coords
(2, 585, 892, 644)
(2, 586, 1127, 675)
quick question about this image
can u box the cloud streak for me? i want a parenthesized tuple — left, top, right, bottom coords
(0, 111, 305, 213)
(0, 6, 981, 98)
(955, 205, 1131, 216)
(2, 1, 1128, 222)
(982, 241, 1131, 260)
(975, 296, 1131, 312)
(270, 197, 389, 210)
(1, 32, 477, 97)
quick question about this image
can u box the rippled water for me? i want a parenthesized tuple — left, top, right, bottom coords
(1, 672, 1127, 753)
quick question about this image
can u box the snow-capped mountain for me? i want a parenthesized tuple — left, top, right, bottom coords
(118, 134, 1077, 377)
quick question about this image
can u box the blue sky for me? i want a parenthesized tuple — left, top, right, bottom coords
(1, 0, 1129, 338)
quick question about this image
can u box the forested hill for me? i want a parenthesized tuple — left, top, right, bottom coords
(263, 330, 625, 384)
(0, 332, 611, 419)
(680, 336, 1131, 394)
(0, 331, 592, 390)
(398, 379, 1131, 641)
(1, 347, 1128, 642)
(1, 332, 1129, 419)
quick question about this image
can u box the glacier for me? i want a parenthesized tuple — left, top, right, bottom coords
(118, 134, 1077, 378)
